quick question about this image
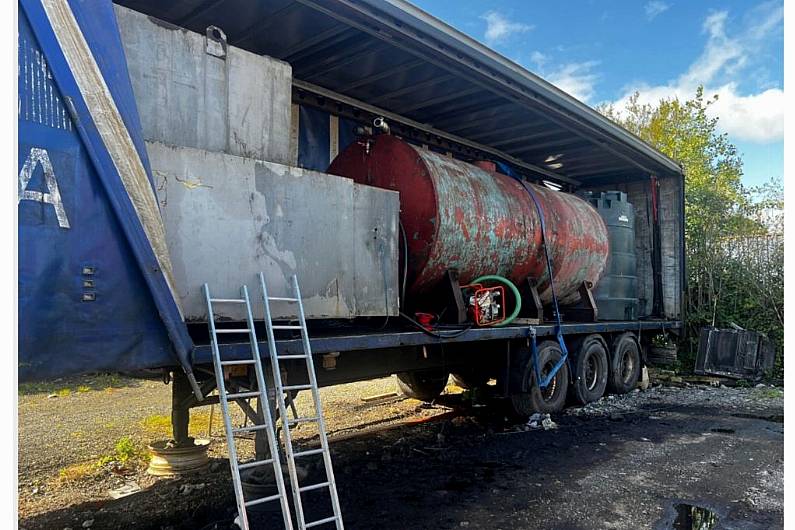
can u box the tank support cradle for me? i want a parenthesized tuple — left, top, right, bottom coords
(560, 281, 598, 323)
(444, 269, 468, 325)
(519, 279, 544, 324)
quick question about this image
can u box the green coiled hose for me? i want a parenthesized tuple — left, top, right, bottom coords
(471, 274, 521, 327)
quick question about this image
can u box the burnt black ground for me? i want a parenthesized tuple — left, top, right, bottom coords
(20, 385, 783, 530)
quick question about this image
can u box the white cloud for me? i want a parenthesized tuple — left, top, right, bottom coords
(529, 50, 548, 68)
(546, 61, 600, 103)
(645, 1, 671, 20)
(481, 11, 533, 45)
(611, 4, 784, 143)
(710, 85, 784, 142)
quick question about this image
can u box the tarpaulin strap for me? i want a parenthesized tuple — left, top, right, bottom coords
(650, 175, 659, 222)
(496, 162, 568, 389)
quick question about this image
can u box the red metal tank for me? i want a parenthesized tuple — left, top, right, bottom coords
(328, 135, 608, 305)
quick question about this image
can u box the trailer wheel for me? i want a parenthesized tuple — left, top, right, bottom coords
(510, 341, 570, 416)
(608, 333, 642, 394)
(571, 334, 609, 405)
(395, 370, 449, 402)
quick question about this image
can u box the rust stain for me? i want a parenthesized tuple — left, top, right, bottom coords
(328, 135, 609, 305)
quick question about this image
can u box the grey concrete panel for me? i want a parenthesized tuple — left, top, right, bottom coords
(147, 141, 399, 321)
(115, 5, 292, 164)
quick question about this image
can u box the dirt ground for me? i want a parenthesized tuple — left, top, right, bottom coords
(18, 374, 783, 529)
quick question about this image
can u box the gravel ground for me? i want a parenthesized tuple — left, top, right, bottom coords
(18, 373, 455, 523)
(18, 375, 783, 529)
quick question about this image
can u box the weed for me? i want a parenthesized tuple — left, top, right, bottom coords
(114, 436, 138, 463)
(96, 436, 148, 468)
(77, 385, 90, 393)
(55, 388, 71, 397)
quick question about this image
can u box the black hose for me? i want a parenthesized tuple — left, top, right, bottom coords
(399, 311, 472, 338)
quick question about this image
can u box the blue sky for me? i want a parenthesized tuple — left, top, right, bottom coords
(409, 0, 784, 187)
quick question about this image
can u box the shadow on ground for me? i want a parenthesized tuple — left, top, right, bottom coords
(19, 394, 784, 530)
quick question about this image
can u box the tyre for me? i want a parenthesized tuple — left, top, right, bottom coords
(570, 334, 609, 405)
(395, 369, 449, 402)
(608, 333, 642, 394)
(450, 370, 489, 390)
(510, 340, 570, 416)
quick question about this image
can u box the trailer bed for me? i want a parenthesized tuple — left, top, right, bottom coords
(193, 319, 682, 365)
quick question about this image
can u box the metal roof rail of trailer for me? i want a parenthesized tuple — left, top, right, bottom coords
(113, 0, 684, 187)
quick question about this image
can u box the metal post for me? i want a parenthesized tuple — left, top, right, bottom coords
(171, 370, 192, 445)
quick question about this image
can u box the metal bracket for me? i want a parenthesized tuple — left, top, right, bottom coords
(561, 281, 598, 322)
(444, 269, 468, 324)
(205, 25, 227, 58)
(519, 278, 544, 323)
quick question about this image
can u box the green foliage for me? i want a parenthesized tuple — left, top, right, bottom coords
(96, 435, 148, 467)
(114, 436, 138, 463)
(599, 87, 783, 376)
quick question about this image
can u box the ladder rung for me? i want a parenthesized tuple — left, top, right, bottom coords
(226, 391, 260, 399)
(299, 481, 330, 493)
(269, 297, 299, 302)
(283, 384, 312, 391)
(238, 458, 274, 470)
(289, 416, 319, 426)
(215, 328, 251, 334)
(210, 298, 246, 304)
(221, 359, 256, 366)
(293, 448, 324, 458)
(244, 493, 282, 507)
(271, 325, 303, 330)
(278, 355, 307, 360)
(233, 424, 269, 434)
(306, 515, 340, 528)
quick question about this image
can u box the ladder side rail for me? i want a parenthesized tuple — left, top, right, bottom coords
(291, 275, 344, 529)
(203, 284, 249, 530)
(241, 285, 294, 530)
(259, 273, 308, 529)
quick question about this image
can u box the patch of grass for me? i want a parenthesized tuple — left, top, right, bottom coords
(141, 411, 212, 439)
(189, 411, 212, 437)
(141, 414, 172, 437)
(18, 373, 139, 396)
(58, 462, 96, 483)
(55, 388, 71, 397)
(754, 387, 783, 400)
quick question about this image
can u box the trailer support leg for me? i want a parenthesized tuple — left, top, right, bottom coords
(171, 370, 193, 445)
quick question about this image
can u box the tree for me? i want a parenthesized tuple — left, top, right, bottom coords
(598, 88, 783, 375)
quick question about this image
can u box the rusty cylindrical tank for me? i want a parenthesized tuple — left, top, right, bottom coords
(328, 135, 609, 305)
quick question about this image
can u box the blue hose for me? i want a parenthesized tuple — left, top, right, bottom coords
(495, 161, 569, 389)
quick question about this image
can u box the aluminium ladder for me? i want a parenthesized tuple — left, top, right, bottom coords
(258, 272, 344, 530)
(203, 283, 293, 530)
